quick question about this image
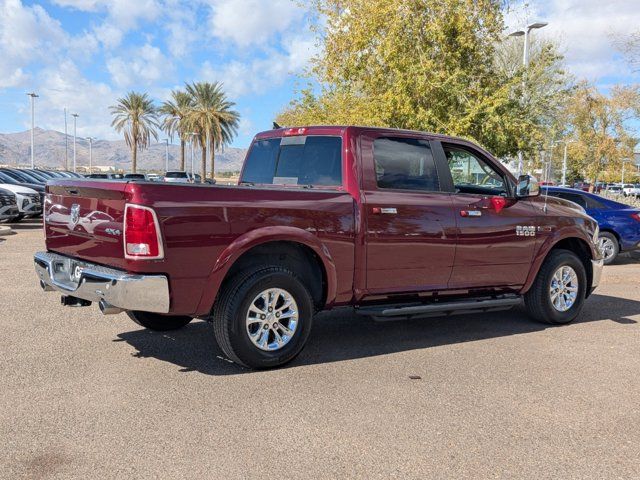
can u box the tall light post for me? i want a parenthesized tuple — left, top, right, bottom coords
(64, 108, 69, 170)
(559, 139, 575, 186)
(71, 113, 79, 172)
(162, 138, 169, 172)
(26, 92, 39, 168)
(86, 137, 96, 174)
(508, 21, 549, 176)
(621, 158, 633, 185)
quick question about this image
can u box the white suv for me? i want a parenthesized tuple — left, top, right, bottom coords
(0, 183, 42, 221)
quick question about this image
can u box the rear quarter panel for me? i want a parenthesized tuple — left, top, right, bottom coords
(127, 183, 356, 315)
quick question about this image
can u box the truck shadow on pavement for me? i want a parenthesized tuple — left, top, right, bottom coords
(115, 293, 639, 375)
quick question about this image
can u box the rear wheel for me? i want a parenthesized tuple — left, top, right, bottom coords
(127, 311, 193, 331)
(597, 232, 619, 265)
(212, 266, 314, 369)
(524, 249, 587, 325)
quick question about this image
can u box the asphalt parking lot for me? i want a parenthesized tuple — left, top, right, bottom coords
(1, 219, 640, 479)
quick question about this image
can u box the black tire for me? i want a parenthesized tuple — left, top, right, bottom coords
(598, 231, 619, 265)
(12, 214, 24, 223)
(127, 311, 193, 331)
(524, 249, 587, 325)
(212, 266, 314, 369)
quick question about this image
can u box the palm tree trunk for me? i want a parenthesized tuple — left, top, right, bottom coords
(200, 144, 206, 183)
(209, 139, 216, 181)
(132, 144, 137, 173)
(180, 139, 185, 171)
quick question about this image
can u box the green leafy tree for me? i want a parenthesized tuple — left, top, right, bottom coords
(183, 82, 239, 182)
(110, 92, 159, 173)
(160, 90, 194, 171)
(278, 0, 570, 159)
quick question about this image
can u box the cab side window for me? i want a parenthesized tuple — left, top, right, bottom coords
(373, 137, 440, 192)
(444, 146, 507, 196)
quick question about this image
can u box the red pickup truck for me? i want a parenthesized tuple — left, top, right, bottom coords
(35, 126, 603, 369)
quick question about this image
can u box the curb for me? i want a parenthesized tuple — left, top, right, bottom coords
(0, 225, 13, 236)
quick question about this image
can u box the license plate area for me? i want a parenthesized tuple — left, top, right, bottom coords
(51, 258, 86, 289)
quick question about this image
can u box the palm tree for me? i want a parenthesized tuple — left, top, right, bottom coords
(159, 90, 193, 171)
(110, 92, 159, 173)
(183, 82, 239, 182)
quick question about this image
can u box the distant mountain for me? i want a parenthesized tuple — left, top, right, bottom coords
(0, 128, 247, 173)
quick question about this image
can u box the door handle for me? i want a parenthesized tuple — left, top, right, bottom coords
(460, 210, 482, 217)
(372, 207, 397, 214)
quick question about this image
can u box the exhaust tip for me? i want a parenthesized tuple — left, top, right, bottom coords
(98, 299, 124, 315)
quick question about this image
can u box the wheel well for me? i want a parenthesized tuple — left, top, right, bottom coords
(221, 241, 327, 309)
(550, 237, 594, 295)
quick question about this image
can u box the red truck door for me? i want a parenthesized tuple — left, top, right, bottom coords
(360, 133, 457, 294)
(436, 141, 538, 288)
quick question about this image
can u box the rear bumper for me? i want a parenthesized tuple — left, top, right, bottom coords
(591, 258, 604, 290)
(34, 251, 170, 313)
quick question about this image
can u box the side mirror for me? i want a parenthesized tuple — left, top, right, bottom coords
(516, 175, 540, 198)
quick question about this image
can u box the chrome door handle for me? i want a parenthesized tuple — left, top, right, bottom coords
(460, 210, 482, 217)
(372, 207, 397, 214)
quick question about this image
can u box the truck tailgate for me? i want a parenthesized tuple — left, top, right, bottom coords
(44, 181, 129, 266)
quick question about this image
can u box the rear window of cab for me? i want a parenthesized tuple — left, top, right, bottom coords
(241, 136, 342, 187)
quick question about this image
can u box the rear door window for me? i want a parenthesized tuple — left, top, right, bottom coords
(241, 136, 342, 187)
(373, 137, 440, 191)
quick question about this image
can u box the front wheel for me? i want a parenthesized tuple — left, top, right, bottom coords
(524, 249, 587, 324)
(127, 311, 193, 331)
(212, 266, 314, 369)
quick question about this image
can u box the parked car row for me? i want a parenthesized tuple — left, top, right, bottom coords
(84, 171, 215, 184)
(0, 168, 82, 222)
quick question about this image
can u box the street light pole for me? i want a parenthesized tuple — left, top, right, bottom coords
(71, 113, 79, 173)
(508, 22, 548, 176)
(163, 139, 169, 172)
(26, 92, 39, 168)
(64, 108, 69, 170)
(86, 137, 95, 174)
(560, 140, 575, 186)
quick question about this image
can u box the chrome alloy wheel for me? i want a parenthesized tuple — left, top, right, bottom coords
(598, 237, 616, 261)
(246, 288, 299, 351)
(549, 266, 579, 312)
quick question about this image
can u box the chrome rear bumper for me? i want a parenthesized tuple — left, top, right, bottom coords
(34, 251, 170, 313)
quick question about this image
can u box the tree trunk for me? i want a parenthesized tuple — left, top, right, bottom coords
(209, 140, 216, 181)
(200, 143, 207, 183)
(180, 140, 185, 171)
(132, 143, 137, 173)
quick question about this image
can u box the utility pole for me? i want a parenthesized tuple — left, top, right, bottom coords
(26, 92, 39, 168)
(508, 22, 548, 176)
(87, 137, 95, 174)
(64, 108, 69, 170)
(163, 138, 169, 172)
(71, 113, 79, 173)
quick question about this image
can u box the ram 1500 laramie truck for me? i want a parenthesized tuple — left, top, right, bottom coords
(35, 126, 603, 369)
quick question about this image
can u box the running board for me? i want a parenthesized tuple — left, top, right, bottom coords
(355, 295, 521, 321)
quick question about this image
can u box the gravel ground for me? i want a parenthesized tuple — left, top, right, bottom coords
(1, 220, 639, 479)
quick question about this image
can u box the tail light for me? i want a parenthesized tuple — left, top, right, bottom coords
(124, 204, 164, 260)
(631, 212, 640, 222)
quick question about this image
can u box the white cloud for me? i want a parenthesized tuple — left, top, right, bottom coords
(505, 0, 640, 83)
(207, 0, 306, 47)
(107, 43, 174, 88)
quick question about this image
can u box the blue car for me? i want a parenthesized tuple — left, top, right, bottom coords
(544, 187, 640, 264)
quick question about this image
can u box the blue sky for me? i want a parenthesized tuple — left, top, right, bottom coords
(0, 0, 638, 148)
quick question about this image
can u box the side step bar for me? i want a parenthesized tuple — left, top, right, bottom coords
(355, 295, 521, 321)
